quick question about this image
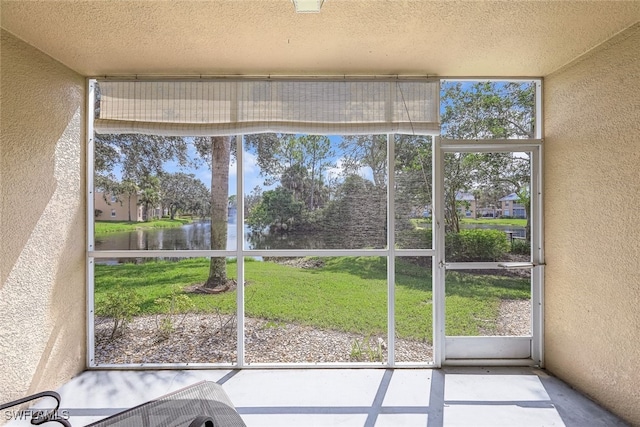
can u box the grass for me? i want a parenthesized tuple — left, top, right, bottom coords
(94, 218, 192, 235)
(411, 218, 432, 229)
(461, 218, 527, 226)
(94, 256, 530, 342)
(411, 217, 526, 228)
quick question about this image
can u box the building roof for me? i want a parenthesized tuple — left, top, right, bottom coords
(499, 193, 520, 202)
(455, 192, 475, 201)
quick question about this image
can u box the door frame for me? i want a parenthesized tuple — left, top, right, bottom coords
(433, 138, 544, 367)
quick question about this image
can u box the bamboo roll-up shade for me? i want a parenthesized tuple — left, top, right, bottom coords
(95, 80, 439, 136)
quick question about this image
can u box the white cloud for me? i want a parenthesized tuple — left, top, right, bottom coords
(242, 150, 259, 175)
(324, 157, 374, 183)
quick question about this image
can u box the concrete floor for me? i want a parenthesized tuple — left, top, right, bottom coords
(6, 367, 628, 426)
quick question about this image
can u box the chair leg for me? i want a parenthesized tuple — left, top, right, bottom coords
(188, 415, 215, 427)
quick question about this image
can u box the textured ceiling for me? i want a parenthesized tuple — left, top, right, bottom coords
(1, 0, 639, 77)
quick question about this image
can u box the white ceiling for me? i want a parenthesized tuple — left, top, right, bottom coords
(1, 0, 639, 77)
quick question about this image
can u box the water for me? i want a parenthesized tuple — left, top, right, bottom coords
(94, 220, 256, 264)
(93, 220, 526, 263)
(94, 220, 252, 252)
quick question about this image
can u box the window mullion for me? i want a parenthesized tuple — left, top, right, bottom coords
(387, 133, 395, 366)
(236, 135, 245, 368)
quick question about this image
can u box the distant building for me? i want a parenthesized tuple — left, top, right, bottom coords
(499, 193, 527, 218)
(477, 206, 499, 218)
(94, 191, 145, 221)
(455, 192, 476, 218)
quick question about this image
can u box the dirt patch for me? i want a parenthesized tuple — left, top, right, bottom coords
(185, 279, 238, 294)
(266, 257, 325, 269)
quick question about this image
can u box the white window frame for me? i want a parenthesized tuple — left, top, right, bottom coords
(86, 77, 544, 369)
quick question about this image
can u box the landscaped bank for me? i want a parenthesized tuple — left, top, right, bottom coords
(94, 257, 529, 342)
(94, 218, 192, 235)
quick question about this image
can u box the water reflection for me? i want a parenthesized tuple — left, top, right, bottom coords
(94, 220, 248, 252)
(93, 220, 526, 264)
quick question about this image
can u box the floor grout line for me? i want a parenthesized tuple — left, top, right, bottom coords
(216, 369, 241, 385)
(426, 370, 445, 427)
(363, 369, 394, 427)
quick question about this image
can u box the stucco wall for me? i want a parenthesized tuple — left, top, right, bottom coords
(0, 30, 86, 404)
(544, 24, 640, 425)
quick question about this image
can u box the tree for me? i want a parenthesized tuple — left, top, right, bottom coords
(94, 131, 191, 222)
(194, 136, 233, 291)
(335, 135, 387, 242)
(322, 175, 386, 249)
(244, 186, 263, 218)
(394, 135, 433, 235)
(119, 179, 139, 221)
(94, 134, 190, 183)
(340, 135, 387, 188)
(159, 172, 210, 219)
(138, 175, 161, 220)
(299, 135, 333, 210)
(246, 187, 304, 232)
(441, 81, 535, 232)
(245, 133, 334, 210)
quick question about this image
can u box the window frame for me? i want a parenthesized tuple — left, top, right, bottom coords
(86, 77, 544, 369)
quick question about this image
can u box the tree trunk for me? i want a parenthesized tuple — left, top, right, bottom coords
(127, 196, 132, 221)
(204, 136, 231, 289)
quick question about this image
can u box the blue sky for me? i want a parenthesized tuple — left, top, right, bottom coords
(159, 134, 373, 198)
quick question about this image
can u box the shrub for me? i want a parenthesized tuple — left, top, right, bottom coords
(396, 227, 432, 249)
(510, 238, 530, 255)
(446, 229, 509, 262)
(155, 287, 196, 338)
(95, 285, 142, 339)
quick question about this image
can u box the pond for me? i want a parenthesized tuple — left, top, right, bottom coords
(94, 220, 251, 252)
(94, 220, 525, 263)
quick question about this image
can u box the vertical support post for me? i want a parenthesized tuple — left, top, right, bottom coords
(86, 79, 96, 367)
(535, 80, 543, 140)
(236, 135, 245, 368)
(531, 144, 545, 367)
(387, 134, 395, 366)
(432, 136, 445, 367)
(533, 79, 544, 366)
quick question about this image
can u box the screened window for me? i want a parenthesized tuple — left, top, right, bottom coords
(88, 78, 542, 368)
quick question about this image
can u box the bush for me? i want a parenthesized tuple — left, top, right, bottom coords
(396, 227, 432, 249)
(446, 229, 509, 262)
(510, 238, 530, 255)
(95, 285, 142, 339)
(155, 288, 196, 338)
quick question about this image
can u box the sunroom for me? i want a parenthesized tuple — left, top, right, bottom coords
(1, 1, 639, 425)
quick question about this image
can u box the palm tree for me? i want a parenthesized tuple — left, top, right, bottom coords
(120, 179, 139, 221)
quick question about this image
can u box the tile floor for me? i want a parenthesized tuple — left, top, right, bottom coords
(6, 367, 628, 426)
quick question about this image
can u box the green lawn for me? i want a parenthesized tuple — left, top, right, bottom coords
(413, 218, 526, 228)
(460, 218, 527, 226)
(94, 257, 529, 341)
(94, 218, 192, 235)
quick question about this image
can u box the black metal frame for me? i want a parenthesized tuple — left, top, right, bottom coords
(0, 391, 71, 426)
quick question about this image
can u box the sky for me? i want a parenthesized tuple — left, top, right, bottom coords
(157, 134, 373, 198)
